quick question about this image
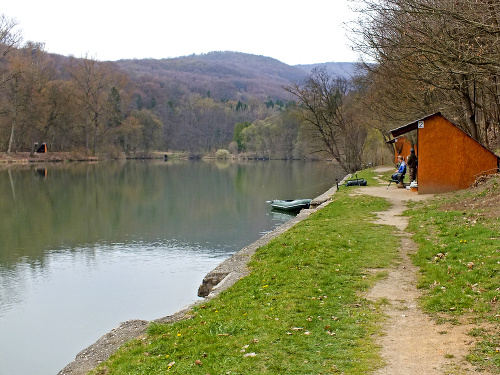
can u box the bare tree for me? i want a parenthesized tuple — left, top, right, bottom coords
(67, 56, 126, 155)
(0, 14, 21, 151)
(0, 14, 21, 88)
(285, 68, 366, 173)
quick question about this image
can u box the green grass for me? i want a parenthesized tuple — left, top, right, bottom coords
(467, 328, 500, 371)
(90, 182, 399, 375)
(342, 169, 383, 187)
(405, 178, 500, 373)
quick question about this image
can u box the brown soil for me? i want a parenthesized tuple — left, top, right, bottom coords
(440, 173, 500, 219)
(352, 171, 493, 375)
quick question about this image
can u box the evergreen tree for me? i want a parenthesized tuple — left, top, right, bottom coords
(136, 95, 143, 110)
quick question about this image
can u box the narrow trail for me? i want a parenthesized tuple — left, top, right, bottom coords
(352, 172, 485, 375)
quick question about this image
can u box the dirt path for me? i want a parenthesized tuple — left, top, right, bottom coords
(353, 173, 485, 375)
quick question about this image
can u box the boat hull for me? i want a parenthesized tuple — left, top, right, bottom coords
(270, 199, 312, 211)
(344, 178, 367, 186)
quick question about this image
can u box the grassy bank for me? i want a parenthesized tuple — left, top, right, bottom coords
(90, 170, 399, 374)
(405, 174, 500, 373)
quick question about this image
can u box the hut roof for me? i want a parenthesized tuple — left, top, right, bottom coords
(387, 113, 500, 161)
(388, 112, 440, 138)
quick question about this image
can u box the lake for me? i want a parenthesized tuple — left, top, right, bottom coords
(0, 159, 344, 375)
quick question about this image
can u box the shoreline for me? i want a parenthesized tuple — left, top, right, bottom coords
(0, 152, 165, 166)
(0, 151, 334, 166)
(58, 176, 349, 375)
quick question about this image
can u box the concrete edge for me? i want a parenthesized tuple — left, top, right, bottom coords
(58, 174, 349, 375)
(198, 174, 351, 299)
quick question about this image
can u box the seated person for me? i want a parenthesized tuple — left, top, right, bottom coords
(391, 155, 406, 184)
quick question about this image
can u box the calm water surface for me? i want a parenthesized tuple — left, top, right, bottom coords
(0, 160, 343, 375)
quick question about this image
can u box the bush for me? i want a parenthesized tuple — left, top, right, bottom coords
(215, 149, 231, 159)
(228, 141, 238, 154)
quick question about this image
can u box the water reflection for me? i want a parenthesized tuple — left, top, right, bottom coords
(0, 160, 343, 375)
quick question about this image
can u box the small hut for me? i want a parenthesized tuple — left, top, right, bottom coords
(35, 143, 47, 153)
(388, 113, 499, 194)
(387, 135, 415, 164)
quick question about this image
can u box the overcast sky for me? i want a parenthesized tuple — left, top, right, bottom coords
(3, 0, 359, 65)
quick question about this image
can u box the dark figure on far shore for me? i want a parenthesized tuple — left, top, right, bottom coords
(407, 148, 418, 183)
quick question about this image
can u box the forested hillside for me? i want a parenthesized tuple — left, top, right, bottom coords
(111, 53, 358, 158)
(115, 52, 309, 103)
(0, 24, 357, 160)
(112, 52, 322, 156)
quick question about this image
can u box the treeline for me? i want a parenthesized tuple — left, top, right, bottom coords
(351, 0, 500, 150)
(0, 37, 162, 157)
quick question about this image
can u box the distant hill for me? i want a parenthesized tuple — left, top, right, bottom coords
(114, 52, 357, 102)
(115, 51, 310, 102)
(294, 62, 360, 78)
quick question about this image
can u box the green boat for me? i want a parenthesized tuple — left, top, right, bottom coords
(269, 199, 312, 211)
(344, 178, 367, 187)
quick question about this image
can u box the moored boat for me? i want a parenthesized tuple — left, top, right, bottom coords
(344, 178, 367, 187)
(269, 198, 312, 211)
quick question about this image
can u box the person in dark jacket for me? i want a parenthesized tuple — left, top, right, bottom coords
(406, 148, 418, 183)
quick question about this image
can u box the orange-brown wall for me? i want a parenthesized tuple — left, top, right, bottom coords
(393, 137, 414, 164)
(417, 114, 499, 194)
